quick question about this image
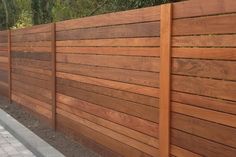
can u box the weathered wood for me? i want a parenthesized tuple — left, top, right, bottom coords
(159, 3, 172, 157)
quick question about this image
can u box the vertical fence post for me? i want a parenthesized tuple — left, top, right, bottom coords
(159, 3, 172, 157)
(8, 29, 11, 103)
(51, 23, 56, 130)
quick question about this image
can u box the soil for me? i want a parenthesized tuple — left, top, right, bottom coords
(0, 96, 101, 157)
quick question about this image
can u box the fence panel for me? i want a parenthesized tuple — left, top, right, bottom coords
(56, 6, 161, 157)
(170, 0, 236, 157)
(10, 24, 53, 120)
(0, 30, 9, 98)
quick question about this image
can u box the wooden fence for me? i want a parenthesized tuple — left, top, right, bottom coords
(0, 0, 236, 156)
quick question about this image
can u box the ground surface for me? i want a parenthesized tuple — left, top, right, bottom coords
(0, 96, 100, 157)
(0, 124, 35, 157)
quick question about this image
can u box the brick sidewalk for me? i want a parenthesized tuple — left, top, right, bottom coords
(0, 125, 35, 157)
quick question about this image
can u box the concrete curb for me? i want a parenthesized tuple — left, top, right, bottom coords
(0, 108, 65, 157)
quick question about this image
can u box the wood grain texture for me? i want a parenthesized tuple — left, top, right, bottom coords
(171, 129, 236, 157)
(173, 14, 236, 36)
(57, 102, 159, 148)
(56, 37, 160, 47)
(57, 114, 154, 157)
(57, 84, 158, 122)
(57, 63, 159, 87)
(57, 47, 160, 57)
(56, 6, 160, 31)
(172, 75, 236, 102)
(57, 93, 159, 137)
(57, 22, 160, 41)
(57, 53, 159, 72)
(173, 0, 236, 19)
(56, 72, 159, 98)
(159, 3, 172, 157)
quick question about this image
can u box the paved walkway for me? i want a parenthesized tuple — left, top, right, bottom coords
(0, 125, 35, 157)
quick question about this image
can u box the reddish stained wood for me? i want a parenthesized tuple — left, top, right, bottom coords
(56, 72, 159, 98)
(56, 22, 160, 41)
(51, 23, 56, 130)
(171, 145, 202, 157)
(56, 37, 160, 47)
(57, 47, 160, 57)
(56, 93, 159, 137)
(56, 6, 160, 31)
(159, 3, 172, 157)
(172, 102, 236, 128)
(172, 35, 236, 47)
(172, 14, 236, 36)
(8, 30, 11, 102)
(173, 0, 236, 19)
(57, 109, 159, 157)
(172, 48, 236, 60)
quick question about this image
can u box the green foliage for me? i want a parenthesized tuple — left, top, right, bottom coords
(0, 0, 180, 30)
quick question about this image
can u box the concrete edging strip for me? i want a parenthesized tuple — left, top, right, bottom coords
(0, 108, 65, 157)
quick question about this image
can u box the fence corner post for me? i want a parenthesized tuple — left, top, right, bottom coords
(159, 3, 172, 157)
(51, 22, 56, 131)
(8, 29, 11, 104)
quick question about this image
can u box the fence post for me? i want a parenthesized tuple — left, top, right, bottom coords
(8, 29, 11, 103)
(51, 23, 56, 130)
(159, 3, 172, 157)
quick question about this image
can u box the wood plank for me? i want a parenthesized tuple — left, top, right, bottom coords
(0, 82, 8, 97)
(0, 56, 8, 63)
(11, 23, 51, 35)
(58, 109, 159, 157)
(12, 81, 52, 105)
(57, 53, 159, 72)
(0, 63, 8, 71)
(12, 92, 51, 119)
(57, 93, 159, 137)
(172, 102, 236, 128)
(0, 70, 8, 83)
(172, 75, 236, 102)
(57, 78, 159, 108)
(11, 41, 51, 47)
(57, 84, 158, 123)
(51, 23, 56, 130)
(12, 80, 52, 99)
(173, 14, 236, 36)
(57, 63, 159, 87)
(56, 37, 160, 47)
(173, 0, 236, 19)
(12, 52, 51, 61)
(172, 48, 236, 60)
(171, 129, 236, 157)
(172, 113, 236, 148)
(57, 47, 160, 57)
(11, 47, 51, 53)
(12, 68, 51, 81)
(172, 58, 236, 81)
(57, 102, 159, 148)
(56, 6, 160, 31)
(159, 3, 172, 157)
(11, 32, 51, 43)
(171, 145, 202, 157)
(57, 22, 160, 41)
(0, 51, 8, 57)
(56, 72, 159, 98)
(12, 58, 51, 70)
(57, 114, 154, 157)
(172, 35, 236, 47)
(172, 91, 236, 115)
(8, 30, 12, 103)
(12, 73, 51, 90)
(12, 64, 51, 76)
